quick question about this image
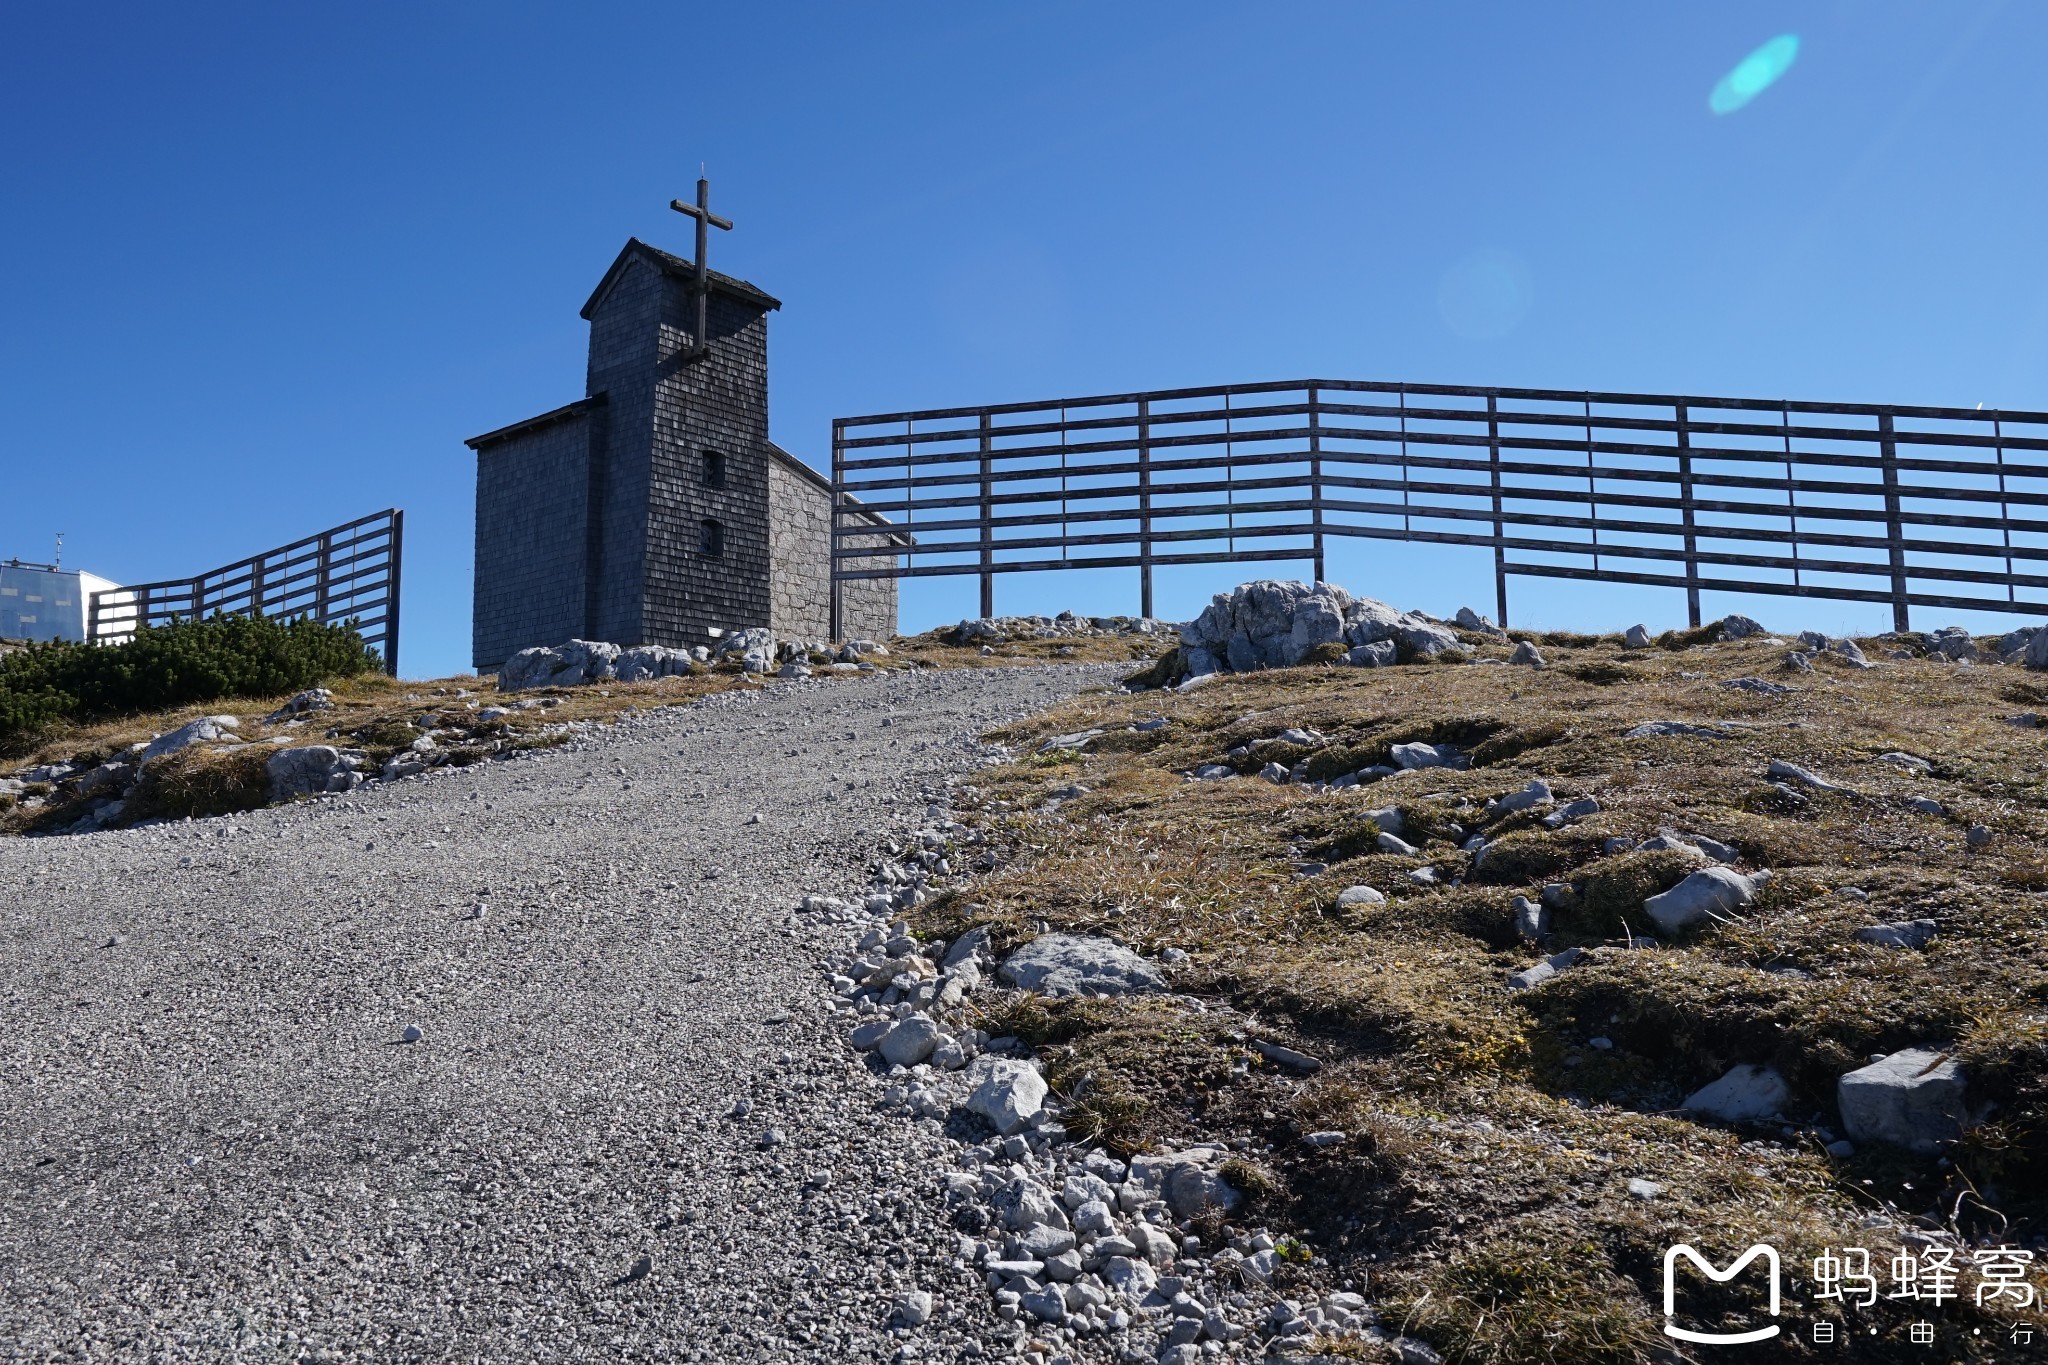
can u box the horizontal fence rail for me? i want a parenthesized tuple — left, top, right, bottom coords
(88, 509, 403, 672)
(829, 380, 2048, 630)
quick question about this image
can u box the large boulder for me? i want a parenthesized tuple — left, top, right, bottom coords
(1838, 1048, 1970, 1152)
(1178, 580, 1460, 676)
(999, 934, 1165, 997)
(499, 639, 622, 690)
(266, 745, 360, 800)
(615, 645, 696, 682)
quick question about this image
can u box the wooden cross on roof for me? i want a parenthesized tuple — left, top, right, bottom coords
(669, 170, 733, 360)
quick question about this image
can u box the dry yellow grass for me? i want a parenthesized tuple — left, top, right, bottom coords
(920, 628, 2048, 1361)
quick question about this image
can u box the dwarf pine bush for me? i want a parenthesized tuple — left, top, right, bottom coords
(0, 614, 381, 752)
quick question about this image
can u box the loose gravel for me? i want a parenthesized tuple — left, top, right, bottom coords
(0, 665, 1123, 1363)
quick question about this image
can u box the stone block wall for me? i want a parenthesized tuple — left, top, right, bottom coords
(836, 518, 900, 640)
(767, 453, 899, 640)
(767, 453, 832, 637)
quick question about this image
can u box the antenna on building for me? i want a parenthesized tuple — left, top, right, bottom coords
(53, 533, 63, 568)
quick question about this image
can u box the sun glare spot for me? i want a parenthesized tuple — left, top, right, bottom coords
(1710, 33, 1799, 115)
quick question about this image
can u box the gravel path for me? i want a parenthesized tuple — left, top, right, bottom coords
(0, 665, 1119, 1364)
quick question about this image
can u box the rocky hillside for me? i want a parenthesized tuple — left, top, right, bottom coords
(908, 584, 2048, 1361)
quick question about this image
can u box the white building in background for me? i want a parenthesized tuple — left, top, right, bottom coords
(0, 562, 121, 645)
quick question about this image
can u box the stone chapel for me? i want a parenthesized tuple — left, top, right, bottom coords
(465, 236, 897, 672)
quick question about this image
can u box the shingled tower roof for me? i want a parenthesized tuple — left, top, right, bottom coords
(579, 238, 781, 320)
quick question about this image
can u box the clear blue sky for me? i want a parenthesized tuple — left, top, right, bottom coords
(3, 1, 2040, 678)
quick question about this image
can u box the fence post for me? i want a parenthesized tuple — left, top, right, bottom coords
(1488, 395, 1507, 626)
(979, 412, 994, 619)
(314, 532, 333, 623)
(1309, 384, 1325, 585)
(383, 510, 403, 674)
(1675, 402, 1701, 629)
(250, 555, 266, 620)
(829, 420, 845, 641)
(1878, 412, 1910, 633)
(1138, 397, 1154, 619)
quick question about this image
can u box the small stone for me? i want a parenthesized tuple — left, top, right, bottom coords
(1491, 779, 1553, 816)
(849, 1019, 893, 1050)
(1626, 1177, 1665, 1200)
(1303, 1130, 1346, 1148)
(1625, 719, 1733, 740)
(1251, 1039, 1321, 1072)
(1511, 895, 1549, 941)
(1540, 796, 1600, 830)
(1855, 919, 1938, 950)
(1507, 946, 1583, 991)
(1336, 884, 1385, 909)
(894, 1290, 934, 1327)
(1508, 640, 1545, 667)
(1683, 1063, 1790, 1122)
(879, 1015, 943, 1067)
(1389, 742, 1445, 771)
(964, 1057, 1049, 1134)
(1396, 1338, 1445, 1365)
(1642, 866, 1757, 934)
(1767, 758, 1854, 794)
(1826, 1139, 1856, 1159)
(1968, 824, 1993, 849)
(1377, 831, 1422, 857)
(1623, 624, 1652, 649)
(400, 1024, 423, 1044)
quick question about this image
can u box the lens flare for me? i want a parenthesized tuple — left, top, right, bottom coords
(1710, 34, 1799, 115)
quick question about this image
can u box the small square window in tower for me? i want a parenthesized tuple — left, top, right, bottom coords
(700, 518, 724, 558)
(702, 449, 727, 489)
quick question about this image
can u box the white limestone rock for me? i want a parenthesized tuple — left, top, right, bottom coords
(1838, 1047, 1970, 1152)
(965, 1057, 1049, 1135)
(1178, 579, 1462, 674)
(139, 715, 240, 767)
(1642, 866, 1758, 934)
(998, 934, 1165, 997)
(266, 745, 360, 801)
(878, 1015, 943, 1067)
(1684, 1063, 1790, 1122)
